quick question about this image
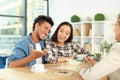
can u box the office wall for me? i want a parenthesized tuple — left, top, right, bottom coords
(49, 0, 120, 33)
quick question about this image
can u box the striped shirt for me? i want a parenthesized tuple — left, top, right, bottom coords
(45, 40, 89, 63)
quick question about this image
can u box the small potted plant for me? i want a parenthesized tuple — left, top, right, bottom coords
(100, 40, 112, 54)
(94, 13, 105, 21)
(71, 15, 80, 23)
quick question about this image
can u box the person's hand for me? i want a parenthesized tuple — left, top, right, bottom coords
(30, 44, 48, 59)
(85, 57, 96, 66)
(68, 56, 75, 60)
(58, 56, 74, 62)
(100, 76, 109, 80)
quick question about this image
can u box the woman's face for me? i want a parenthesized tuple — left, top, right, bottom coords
(57, 25, 71, 43)
(114, 21, 120, 41)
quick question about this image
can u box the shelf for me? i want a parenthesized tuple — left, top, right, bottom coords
(72, 21, 109, 54)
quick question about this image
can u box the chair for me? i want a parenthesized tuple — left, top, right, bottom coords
(0, 55, 8, 69)
(0, 59, 4, 68)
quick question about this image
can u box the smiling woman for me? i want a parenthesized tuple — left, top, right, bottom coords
(44, 21, 90, 64)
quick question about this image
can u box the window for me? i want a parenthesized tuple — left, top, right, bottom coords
(0, 0, 48, 55)
(27, 0, 48, 33)
(0, 0, 24, 55)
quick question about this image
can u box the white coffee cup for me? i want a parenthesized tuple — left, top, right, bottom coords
(31, 64, 44, 72)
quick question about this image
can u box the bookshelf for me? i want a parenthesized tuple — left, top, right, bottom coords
(72, 21, 109, 54)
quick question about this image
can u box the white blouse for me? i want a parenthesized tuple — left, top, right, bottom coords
(80, 43, 120, 80)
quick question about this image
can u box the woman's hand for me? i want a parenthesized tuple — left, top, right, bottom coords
(85, 57, 96, 66)
(100, 76, 109, 80)
(58, 56, 74, 62)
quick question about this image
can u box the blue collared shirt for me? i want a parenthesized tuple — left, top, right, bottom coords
(7, 33, 45, 66)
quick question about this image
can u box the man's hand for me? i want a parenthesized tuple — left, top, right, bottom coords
(30, 44, 48, 59)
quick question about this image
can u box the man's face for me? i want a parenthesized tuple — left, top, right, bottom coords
(37, 22, 51, 40)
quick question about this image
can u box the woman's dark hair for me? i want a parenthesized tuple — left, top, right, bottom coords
(32, 15, 54, 31)
(51, 21, 73, 43)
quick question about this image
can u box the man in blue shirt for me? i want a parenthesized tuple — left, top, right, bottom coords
(7, 15, 54, 67)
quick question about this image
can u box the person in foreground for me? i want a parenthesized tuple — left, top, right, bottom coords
(45, 21, 89, 63)
(80, 14, 120, 80)
(7, 15, 54, 68)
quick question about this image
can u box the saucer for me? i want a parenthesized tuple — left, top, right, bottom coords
(31, 69, 47, 73)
